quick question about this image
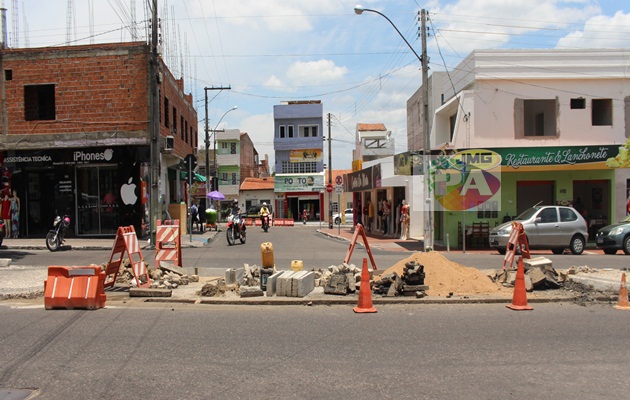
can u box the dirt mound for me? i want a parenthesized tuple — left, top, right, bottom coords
(375, 252, 505, 297)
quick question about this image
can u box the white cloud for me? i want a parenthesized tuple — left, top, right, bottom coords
(263, 75, 285, 89)
(286, 60, 349, 85)
(557, 11, 630, 48)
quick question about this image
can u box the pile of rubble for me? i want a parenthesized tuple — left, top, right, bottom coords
(109, 259, 199, 289)
(489, 257, 565, 291)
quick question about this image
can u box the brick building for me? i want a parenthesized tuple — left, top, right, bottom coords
(0, 42, 197, 237)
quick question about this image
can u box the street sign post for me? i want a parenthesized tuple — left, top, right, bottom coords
(326, 184, 333, 193)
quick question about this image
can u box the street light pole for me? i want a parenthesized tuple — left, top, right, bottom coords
(354, 5, 432, 250)
(203, 86, 231, 194)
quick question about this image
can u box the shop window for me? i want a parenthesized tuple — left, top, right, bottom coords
(24, 84, 56, 121)
(520, 99, 557, 137)
(570, 98, 585, 109)
(592, 98, 612, 126)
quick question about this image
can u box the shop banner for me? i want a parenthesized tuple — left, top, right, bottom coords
(274, 174, 324, 192)
(491, 145, 617, 170)
(394, 151, 423, 176)
(289, 149, 322, 163)
(345, 166, 373, 191)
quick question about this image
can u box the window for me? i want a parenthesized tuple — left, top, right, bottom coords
(4, 70, 12, 81)
(230, 143, 237, 154)
(592, 98, 612, 126)
(538, 208, 558, 223)
(521, 99, 557, 137)
(173, 107, 177, 134)
(180, 116, 184, 139)
(288, 125, 294, 138)
(24, 84, 56, 121)
(299, 125, 318, 137)
(164, 97, 169, 128)
(231, 173, 237, 185)
(570, 98, 585, 109)
(560, 208, 578, 222)
(279, 126, 286, 138)
(280, 161, 317, 173)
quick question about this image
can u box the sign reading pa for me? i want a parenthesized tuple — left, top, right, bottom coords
(432, 149, 502, 212)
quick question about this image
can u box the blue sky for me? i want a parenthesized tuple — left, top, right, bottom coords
(4, 0, 630, 170)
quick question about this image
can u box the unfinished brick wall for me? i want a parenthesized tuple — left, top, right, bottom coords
(3, 42, 197, 156)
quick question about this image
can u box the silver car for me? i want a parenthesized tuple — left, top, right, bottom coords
(489, 206, 588, 255)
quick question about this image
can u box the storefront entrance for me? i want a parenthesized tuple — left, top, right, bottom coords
(76, 165, 119, 235)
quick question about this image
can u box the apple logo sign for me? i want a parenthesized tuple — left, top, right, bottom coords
(120, 177, 138, 205)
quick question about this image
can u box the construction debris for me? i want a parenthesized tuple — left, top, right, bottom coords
(373, 261, 429, 297)
(489, 257, 565, 291)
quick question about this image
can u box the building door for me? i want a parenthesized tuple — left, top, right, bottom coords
(76, 165, 118, 235)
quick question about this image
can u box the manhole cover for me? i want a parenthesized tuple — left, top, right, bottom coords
(0, 388, 38, 400)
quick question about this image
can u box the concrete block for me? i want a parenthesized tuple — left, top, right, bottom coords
(0, 259, 12, 268)
(277, 271, 295, 297)
(266, 270, 285, 297)
(240, 286, 264, 297)
(290, 271, 308, 297)
(324, 273, 349, 295)
(523, 256, 552, 270)
(225, 268, 236, 285)
(297, 271, 315, 298)
(527, 267, 547, 287)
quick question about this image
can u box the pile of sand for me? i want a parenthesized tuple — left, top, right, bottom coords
(375, 252, 505, 297)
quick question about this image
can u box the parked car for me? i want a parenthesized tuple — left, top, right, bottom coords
(595, 216, 630, 254)
(333, 208, 354, 225)
(489, 205, 588, 255)
(243, 204, 273, 219)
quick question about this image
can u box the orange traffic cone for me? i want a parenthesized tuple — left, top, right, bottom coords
(614, 272, 630, 310)
(354, 258, 377, 313)
(506, 257, 533, 311)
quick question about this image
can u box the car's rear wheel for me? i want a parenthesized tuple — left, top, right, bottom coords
(623, 236, 630, 255)
(604, 248, 618, 255)
(569, 234, 585, 255)
(334, 217, 341, 224)
(496, 248, 506, 255)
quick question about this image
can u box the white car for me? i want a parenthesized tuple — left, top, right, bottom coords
(333, 208, 354, 225)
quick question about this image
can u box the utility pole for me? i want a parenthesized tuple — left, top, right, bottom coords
(203, 86, 231, 191)
(328, 113, 333, 229)
(149, 0, 160, 247)
(421, 9, 432, 251)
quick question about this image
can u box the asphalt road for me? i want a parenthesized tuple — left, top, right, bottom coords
(3, 226, 628, 275)
(1, 303, 628, 400)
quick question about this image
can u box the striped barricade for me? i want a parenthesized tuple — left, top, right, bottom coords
(155, 219, 182, 268)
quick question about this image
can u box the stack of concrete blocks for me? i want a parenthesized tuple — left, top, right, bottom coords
(265, 270, 315, 298)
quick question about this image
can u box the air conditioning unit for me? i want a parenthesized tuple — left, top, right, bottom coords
(162, 135, 174, 153)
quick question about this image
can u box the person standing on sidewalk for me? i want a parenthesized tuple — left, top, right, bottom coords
(367, 200, 373, 233)
(400, 200, 410, 240)
(383, 199, 391, 236)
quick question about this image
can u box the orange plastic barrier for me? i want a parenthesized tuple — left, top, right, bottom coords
(155, 219, 182, 268)
(502, 221, 530, 270)
(44, 266, 106, 310)
(344, 223, 377, 271)
(104, 226, 151, 288)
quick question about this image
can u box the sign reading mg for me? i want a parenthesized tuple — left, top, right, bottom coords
(433, 149, 502, 211)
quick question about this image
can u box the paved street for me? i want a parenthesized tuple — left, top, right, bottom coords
(1, 303, 629, 400)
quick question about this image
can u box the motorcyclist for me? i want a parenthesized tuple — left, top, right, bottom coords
(259, 202, 270, 227)
(229, 199, 242, 232)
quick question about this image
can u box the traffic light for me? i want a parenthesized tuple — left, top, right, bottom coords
(184, 154, 197, 172)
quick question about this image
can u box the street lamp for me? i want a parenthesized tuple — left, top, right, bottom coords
(354, 5, 432, 250)
(211, 106, 238, 184)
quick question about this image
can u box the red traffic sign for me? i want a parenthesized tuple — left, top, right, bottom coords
(326, 184, 333, 193)
(335, 175, 343, 185)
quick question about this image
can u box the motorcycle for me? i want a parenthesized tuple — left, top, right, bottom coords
(46, 213, 71, 252)
(226, 213, 246, 245)
(302, 211, 308, 225)
(261, 212, 270, 233)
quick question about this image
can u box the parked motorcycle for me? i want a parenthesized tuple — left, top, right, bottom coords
(261, 212, 270, 233)
(226, 213, 246, 245)
(46, 213, 71, 252)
